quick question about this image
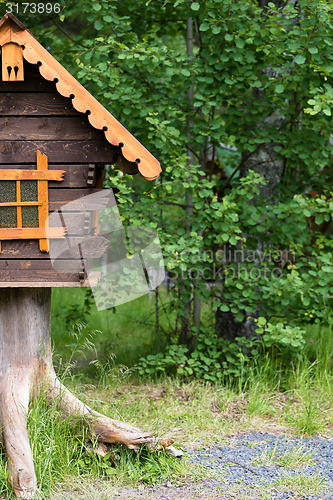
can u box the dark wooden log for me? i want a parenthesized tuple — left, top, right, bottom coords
(0, 240, 48, 259)
(0, 141, 117, 163)
(0, 234, 104, 259)
(0, 270, 81, 281)
(54, 235, 109, 260)
(0, 77, 57, 93)
(0, 93, 81, 116)
(0, 259, 84, 271)
(0, 116, 105, 141)
(51, 212, 93, 235)
(0, 212, 91, 241)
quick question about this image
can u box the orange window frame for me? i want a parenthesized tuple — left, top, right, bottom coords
(0, 151, 66, 252)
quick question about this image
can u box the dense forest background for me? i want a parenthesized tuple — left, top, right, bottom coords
(9, 0, 333, 379)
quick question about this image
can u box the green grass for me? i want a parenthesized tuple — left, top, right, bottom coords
(50, 287, 333, 445)
(3, 288, 323, 498)
(252, 441, 317, 468)
(51, 287, 173, 371)
(304, 323, 333, 372)
(0, 372, 332, 498)
(214, 473, 328, 500)
(273, 472, 327, 497)
(0, 387, 207, 499)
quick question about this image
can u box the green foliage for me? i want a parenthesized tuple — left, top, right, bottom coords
(137, 320, 308, 382)
(137, 333, 249, 382)
(29, 0, 333, 363)
(256, 321, 306, 355)
(54, 289, 95, 331)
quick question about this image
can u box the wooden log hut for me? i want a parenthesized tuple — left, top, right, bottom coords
(0, 13, 174, 499)
(0, 12, 161, 287)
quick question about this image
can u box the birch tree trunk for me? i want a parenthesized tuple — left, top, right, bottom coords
(215, 121, 284, 342)
(0, 288, 179, 498)
(215, 0, 287, 342)
(179, 13, 201, 348)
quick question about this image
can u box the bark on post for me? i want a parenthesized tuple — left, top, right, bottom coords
(0, 288, 180, 498)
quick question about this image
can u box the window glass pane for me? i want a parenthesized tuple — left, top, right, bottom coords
(21, 181, 39, 227)
(0, 180, 16, 202)
(21, 181, 38, 202)
(0, 181, 17, 228)
(0, 207, 17, 228)
(22, 206, 39, 228)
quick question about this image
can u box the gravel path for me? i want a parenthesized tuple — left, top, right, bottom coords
(112, 432, 333, 499)
(186, 431, 333, 499)
(56, 431, 332, 500)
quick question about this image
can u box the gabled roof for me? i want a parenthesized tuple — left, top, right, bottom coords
(0, 13, 161, 181)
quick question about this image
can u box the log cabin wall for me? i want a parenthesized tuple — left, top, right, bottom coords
(0, 59, 116, 284)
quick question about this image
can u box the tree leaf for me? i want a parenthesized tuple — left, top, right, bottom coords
(295, 55, 306, 64)
(191, 2, 200, 10)
(275, 84, 284, 94)
(200, 22, 209, 31)
(94, 20, 104, 30)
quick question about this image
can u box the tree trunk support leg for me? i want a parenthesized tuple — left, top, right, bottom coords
(0, 288, 181, 498)
(1, 368, 37, 498)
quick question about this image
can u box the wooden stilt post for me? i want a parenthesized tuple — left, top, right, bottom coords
(0, 288, 179, 498)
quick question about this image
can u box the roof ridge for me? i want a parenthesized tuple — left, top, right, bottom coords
(0, 12, 27, 31)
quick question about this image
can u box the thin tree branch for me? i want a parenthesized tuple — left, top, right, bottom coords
(51, 19, 86, 48)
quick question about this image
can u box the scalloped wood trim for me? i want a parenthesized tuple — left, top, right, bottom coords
(0, 14, 161, 181)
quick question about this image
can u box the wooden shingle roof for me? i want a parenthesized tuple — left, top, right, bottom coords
(0, 13, 161, 180)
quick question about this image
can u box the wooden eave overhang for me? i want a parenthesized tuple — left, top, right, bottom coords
(0, 13, 161, 181)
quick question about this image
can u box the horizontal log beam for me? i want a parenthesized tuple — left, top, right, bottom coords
(0, 116, 105, 141)
(0, 93, 81, 116)
(0, 271, 100, 287)
(0, 227, 66, 239)
(0, 140, 117, 163)
(0, 164, 105, 188)
(0, 213, 95, 258)
(48, 188, 105, 211)
(0, 259, 87, 271)
(0, 169, 64, 181)
(0, 240, 52, 258)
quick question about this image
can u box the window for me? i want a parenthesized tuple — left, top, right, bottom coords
(0, 151, 65, 252)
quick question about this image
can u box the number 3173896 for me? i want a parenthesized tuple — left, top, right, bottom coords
(6, 3, 61, 14)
